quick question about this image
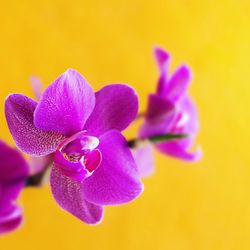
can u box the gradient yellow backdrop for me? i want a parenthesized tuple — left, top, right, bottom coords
(0, 0, 250, 249)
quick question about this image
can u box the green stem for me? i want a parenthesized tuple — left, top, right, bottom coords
(148, 133, 188, 143)
(128, 133, 188, 148)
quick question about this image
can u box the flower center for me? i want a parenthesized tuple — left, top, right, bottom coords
(54, 132, 102, 181)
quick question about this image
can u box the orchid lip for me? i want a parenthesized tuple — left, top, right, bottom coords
(54, 131, 102, 181)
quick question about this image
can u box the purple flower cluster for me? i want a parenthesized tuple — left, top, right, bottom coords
(0, 47, 201, 234)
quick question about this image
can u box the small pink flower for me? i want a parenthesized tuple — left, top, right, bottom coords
(137, 48, 202, 176)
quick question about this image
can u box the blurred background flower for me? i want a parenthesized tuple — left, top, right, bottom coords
(0, 141, 28, 234)
(0, 0, 249, 250)
(138, 47, 201, 163)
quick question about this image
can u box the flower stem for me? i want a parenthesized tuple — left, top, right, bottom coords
(128, 133, 188, 148)
(26, 160, 52, 187)
(25, 133, 188, 186)
(26, 171, 47, 187)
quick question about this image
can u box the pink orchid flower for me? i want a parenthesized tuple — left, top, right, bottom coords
(136, 48, 202, 176)
(5, 69, 143, 224)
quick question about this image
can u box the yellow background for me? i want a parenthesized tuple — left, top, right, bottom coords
(0, 0, 250, 249)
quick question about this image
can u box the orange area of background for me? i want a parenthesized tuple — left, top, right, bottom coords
(0, 0, 250, 249)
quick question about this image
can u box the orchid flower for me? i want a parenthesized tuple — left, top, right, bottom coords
(5, 69, 143, 224)
(137, 48, 202, 176)
(0, 140, 28, 234)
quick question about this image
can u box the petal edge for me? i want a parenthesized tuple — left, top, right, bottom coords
(83, 130, 143, 205)
(34, 69, 95, 136)
(5, 94, 65, 156)
(51, 165, 103, 224)
(84, 84, 138, 136)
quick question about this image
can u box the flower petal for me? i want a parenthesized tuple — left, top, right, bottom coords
(84, 84, 138, 136)
(34, 69, 95, 136)
(158, 96, 202, 161)
(133, 144, 154, 177)
(139, 111, 177, 139)
(156, 142, 202, 161)
(83, 130, 143, 205)
(178, 96, 199, 135)
(145, 94, 174, 120)
(0, 205, 22, 234)
(50, 165, 103, 224)
(5, 94, 65, 156)
(0, 140, 28, 182)
(154, 47, 170, 73)
(157, 73, 168, 95)
(0, 183, 24, 212)
(154, 48, 170, 95)
(168, 96, 200, 149)
(165, 65, 192, 102)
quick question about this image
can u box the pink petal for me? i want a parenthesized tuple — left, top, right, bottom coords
(156, 142, 202, 162)
(0, 184, 24, 213)
(154, 47, 170, 95)
(34, 69, 95, 136)
(139, 111, 177, 139)
(82, 130, 143, 205)
(5, 94, 66, 156)
(133, 144, 154, 178)
(165, 65, 192, 102)
(154, 47, 170, 73)
(145, 94, 174, 120)
(0, 206, 23, 234)
(0, 140, 28, 182)
(50, 165, 103, 224)
(178, 96, 199, 135)
(84, 84, 138, 136)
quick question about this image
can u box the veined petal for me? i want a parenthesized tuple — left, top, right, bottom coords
(34, 69, 95, 136)
(83, 130, 143, 205)
(84, 84, 138, 136)
(50, 165, 103, 224)
(5, 94, 65, 156)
